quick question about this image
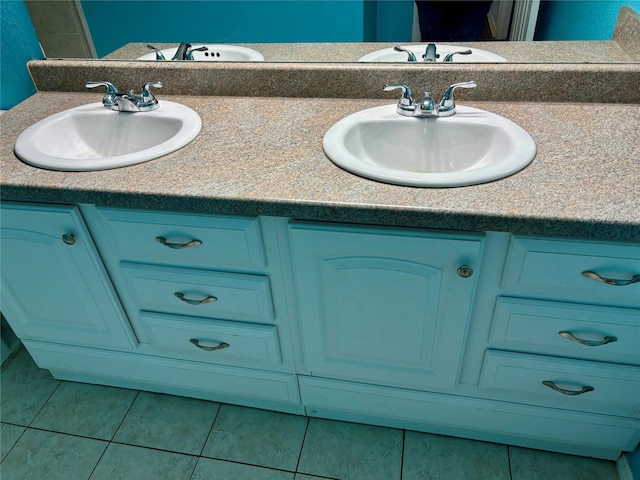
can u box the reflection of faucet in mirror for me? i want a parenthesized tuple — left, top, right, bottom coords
(392, 43, 476, 63)
(147, 44, 166, 60)
(423, 43, 437, 62)
(146, 43, 209, 61)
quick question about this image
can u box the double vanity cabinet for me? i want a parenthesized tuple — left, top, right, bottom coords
(1, 201, 638, 460)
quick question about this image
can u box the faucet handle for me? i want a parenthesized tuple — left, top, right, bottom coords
(137, 81, 163, 110)
(443, 49, 473, 63)
(141, 81, 163, 99)
(186, 46, 208, 60)
(383, 84, 414, 107)
(393, 46, 417, 62)
(85, 81, 119, 93)
(438, 81, 477, 116)
(146, 44, 166, 61)
(85, 81, 121, 108)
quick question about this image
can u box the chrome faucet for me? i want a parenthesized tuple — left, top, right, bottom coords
(172, 43, 191, 60)
(171, 43, 209, 60)
(443, 49, 473, 62)
(394, 46, 417, 62)
(147, 43, 208, 61)
(392, 44, 473, 63)
(383, 81, 477, 117)
(146, 44, 166, 60)
(423, 43, 437, 62)
(85, 81, 163, 112)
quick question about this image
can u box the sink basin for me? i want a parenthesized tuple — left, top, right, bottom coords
(323, 104, 535, 187)
(358, 45, 507, 62)
(15, 101, 202, 171)
(137, 44, 264, 61)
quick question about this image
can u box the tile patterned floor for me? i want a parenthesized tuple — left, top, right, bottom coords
(1, 348, 621, 480)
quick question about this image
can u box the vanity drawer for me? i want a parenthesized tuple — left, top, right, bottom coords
(490, 297, 640, 365)
(96, 207, 266, 270)
(502, 236, 640, 307)
(138, 312, 282, 368)
(121, 263, 274, 323)
(479, 350, 640, 417)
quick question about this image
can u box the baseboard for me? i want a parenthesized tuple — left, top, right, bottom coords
(617, 453, 635, 480)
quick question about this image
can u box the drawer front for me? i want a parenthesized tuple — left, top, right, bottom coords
(138, 312, 282, 368)
(502, 236, 640, 307)
(121, 263, 274, 323)
(97, 207, 266, 270)
(480, 350, 640, 417)
(490, 297, 640, 365)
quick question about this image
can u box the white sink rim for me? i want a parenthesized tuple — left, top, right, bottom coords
(358, 44, 507, 63)
(14, 101, 202, 171)
(137, 44, 265, 62)
(323, 104, 536, 188)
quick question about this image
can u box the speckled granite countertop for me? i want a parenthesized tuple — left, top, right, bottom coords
(2, 92, 639, 242)
(106, 40, 634, 63)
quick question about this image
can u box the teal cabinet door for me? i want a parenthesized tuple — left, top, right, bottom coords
(290, 222, 483, 391)
(1, 203, 136, 349)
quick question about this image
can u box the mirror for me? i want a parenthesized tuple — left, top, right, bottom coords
(25, 0, 639, 63)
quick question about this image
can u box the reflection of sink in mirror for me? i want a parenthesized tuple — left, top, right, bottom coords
(323, 104, 535, 187)
(137, 44, 264, 61)
(14, 101, 201, 171)
(358, 45, 507, 63)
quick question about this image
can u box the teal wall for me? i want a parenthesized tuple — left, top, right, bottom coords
(81, 1, 369, 58)
(1, 0, 44, 109)
(373, 0, 414, 42)
(535, 1, 640, 40)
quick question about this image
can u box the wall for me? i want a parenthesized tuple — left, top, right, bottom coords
(0, 0, 44, 109)
(81, 1, 368, 58)
(535, 0, 640, 40)
(373, 0, 414, 42)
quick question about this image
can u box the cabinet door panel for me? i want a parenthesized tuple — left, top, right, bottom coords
(0, 203, 136, 349)
(290, 222, 482, 390)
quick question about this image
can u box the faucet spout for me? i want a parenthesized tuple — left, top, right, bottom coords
(423, 43, 437, 62)
(172, 43, 191, 60)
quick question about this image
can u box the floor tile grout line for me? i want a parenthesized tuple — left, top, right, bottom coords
(18, 425, 112, 443)
(399, 429, 406, 480)
(86, 436, 111, 480)
(508, 445, 514, 480)
(196, 401, 223, 458)
(26, 376, 62, 428)
(0, 423, 28, 465)
(294, 414, 311, 473)
(110, 389, 141, 442)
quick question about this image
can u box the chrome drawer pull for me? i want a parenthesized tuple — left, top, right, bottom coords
(542, 381, 594, 396)
(156, 236, 203, 249)
(558, 331, 618, 347)
(581, 271, 640, 286)
(174, 292, 217, 305)
(189, 339, 229, 351)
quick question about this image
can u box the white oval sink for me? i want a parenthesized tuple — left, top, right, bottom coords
(359, 45, 507, 63)
(323, 104, 535, 187)
(15, 101, 202, 171)
(137, 44, 264, 62)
